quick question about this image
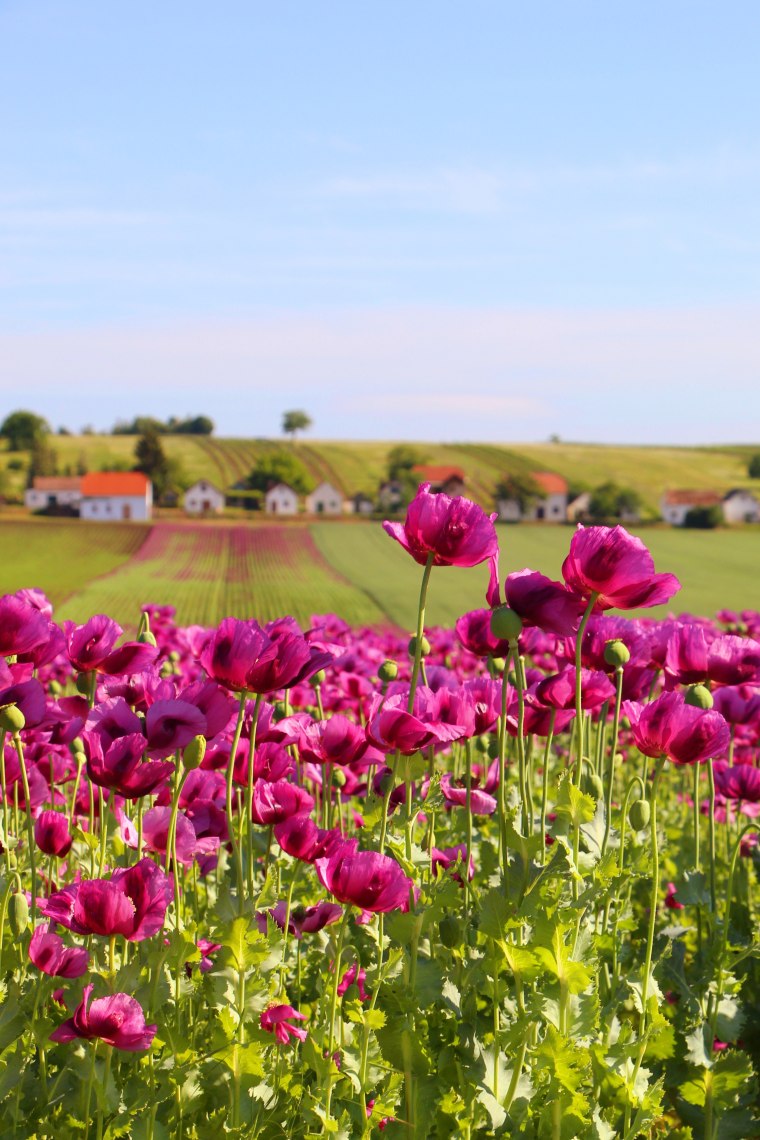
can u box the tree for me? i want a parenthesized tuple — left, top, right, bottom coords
(134, 430, 170, 499)
(282, 410, 313, 441)
(26, 438, 58, 485)
(748, 454, 760, 479)
(1, 410, 50, 451)
(587, 482, 643, 522)
(494, 473, 540, 513)
(386, 445, 429, 482)
(174, 415, 214, 435)
(247, 450, 313, 495)
(683, 505, 722, 529)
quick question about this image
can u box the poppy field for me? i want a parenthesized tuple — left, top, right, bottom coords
(1, 484, 760, 1138)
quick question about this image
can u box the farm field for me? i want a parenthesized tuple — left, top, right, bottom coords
(3, 516, 759, 630)
(3, 434, 759, 516)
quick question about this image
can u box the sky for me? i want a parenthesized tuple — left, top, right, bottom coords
(1, 1, 759, 443)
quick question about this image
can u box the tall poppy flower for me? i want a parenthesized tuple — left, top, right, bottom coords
(561, 526, 680, 611)
(50, 984, 156, 1051)
(624, 690, 729, 765)
(315, 849, 415, 913)
(383, 483, 498, 568)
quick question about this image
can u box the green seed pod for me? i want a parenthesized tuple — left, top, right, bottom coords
(138, 629, 157, 647)
(312, 669, 326, 686)
(438, 915, 462, 948)
(168, 651, 180, 664)
(685, 684, 713, 710)
(474, 735, 490, 754)
(408, 635, 431, 658)
(604, 639, 630, 668)
(378, 660, 398, 684)
(491, 657, 506, 674)
(0, 705, 25, 734)
(8, 891, 29, 938)
(75, 673, 91, 695)
(629, 799, 651, 831)
(489, 606, 523, 642)
(73, 751, 87, 769)
(272, 700, 288, 722)
(582, 772, 604, 801)
(48, 680, 62, 698)
(159, 661, 174, 679)
(332, 769, 347, 788)
(183, 734, 207, 770)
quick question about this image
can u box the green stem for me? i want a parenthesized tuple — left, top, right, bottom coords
(601, 665, 624, 855)
(12, 734, 37, 920)
(573, 594, 598, 786)
(325, 909, 350, 1120)
(407, 554, 435, 713)
(224, 692, 248, 910)
(707, 758, 717, 914)
(245, 693, 263, 899)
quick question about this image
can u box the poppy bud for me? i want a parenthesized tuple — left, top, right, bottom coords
(75, 673, 91, 695)
(439, 915, 462, 948)
(8, 892, 29, 938)
(312, 670, 326, 686)
(272, 701, 288, 722)
(70, 738, 84, 755)
(475, 735, 490, 754)
(138, 630, 157, 647)
(159, 662, 174, 679)
(581, 772, 604, 800)
(378, 661, 398, 684)
(408, 635, 430, 659)
(629, 800, 651, 831)
(604, 639, 630, 668)
(73, 751, 87, 769)
(376, 770, 395, 797)
(489, 606, 522, 642)
(183, 735, 207, 770)
(49, 680, 62, 698)
(685, 684, 713, 710)
(333, 769, 347, 788)
(0, 705, 25, 734)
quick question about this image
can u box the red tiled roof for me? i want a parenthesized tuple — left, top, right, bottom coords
(663, 489, 722, 507)
(31, 476, 82, 492)
(533, 471, 568, 495)
(411, 465, 466, 482)
(81, 472, 150, 497)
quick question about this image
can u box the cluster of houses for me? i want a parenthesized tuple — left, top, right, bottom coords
(22, 468, 760, 526)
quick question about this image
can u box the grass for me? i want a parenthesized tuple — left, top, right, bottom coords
(55, 522, 385, 628)
(0, 519, 147, 606)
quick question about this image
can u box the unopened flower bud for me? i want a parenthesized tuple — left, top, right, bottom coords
(685, 684, 713, 710)
(183, 735, 207, 770)
(159, 662, 174, 679)
(604, 639, 630, 668)
(408, 635, 430, 659)
(75, 673, 91, 695)
(312, 669, 326, 686)
(8, 892, 29, 938)
(438, 915, 462, 948)
(0, 705, 25, 734)
(138, 630, 157, 647)
(475, 735, 490, 754)
(378, 660, 398, 684)
(333, 769, 347, 788)
(70, 737, 84, 755)
(272, 701, 288, 722)
(581, 772, 604, 800)
(48, 680, 62, 698)
(73, 751, 87, 769)
(628, 800, 651, 831)
(491, 657, 506, 674)
(489, 606, 523, 642)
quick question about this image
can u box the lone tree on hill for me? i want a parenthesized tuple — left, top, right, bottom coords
(1, 410, 50, 451)
(748, 453, 760, 479)
(134, 429, 171, 500)
(282, 410, 312, 441)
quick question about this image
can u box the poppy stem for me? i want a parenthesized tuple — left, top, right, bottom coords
(12, 732, 37, 921)
(573, 594, 598, 786)
(707, 758, 717, 913)
(324, 908, 350, 1120)
(601, 665, 624, 855)
(224, 691, 247, 912)
(407, 555, 435, 715)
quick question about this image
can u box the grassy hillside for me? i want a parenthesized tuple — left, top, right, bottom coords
(1, 434, 758, 515)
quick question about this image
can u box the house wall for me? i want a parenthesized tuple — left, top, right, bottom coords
(525, 492, 567, 522)
(306, 485, 343, 514)
(265, 488, 299, 515)
(25, 489, 82, 510)
(723, 494, 760, 524)
(661, 502, 690, 526)
(184, 482, 225, 514)
(80, 494, 151, 521)
(496, 498, 522, 522)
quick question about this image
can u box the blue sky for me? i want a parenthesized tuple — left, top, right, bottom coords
(1, 1, 759, 442)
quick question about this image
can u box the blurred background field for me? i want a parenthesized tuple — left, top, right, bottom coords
(2, 516, 757, 631)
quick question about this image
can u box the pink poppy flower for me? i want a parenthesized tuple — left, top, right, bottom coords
(383, 483, 498, 568)
(41, 858, 172, 941)
(34, 811, 73, 858)
(561, 526, 680, 611)
(64, 615, 158, 676)
(535, 665, 616, 712)
(255, 899, 343, 939)
(486, 566, 586, 636)
(664, 882, 684, 910)
(0, 594, 51, 656)
(145, 699, 206, 758)
(337, 962, 369, 1001)
(29, 925, 89, 978)
(260, 1004, 308, 1045)
(85, 732, 174, 800)
(274, 814, 357, 863)
(250, 780, 314, 825)
(624, 690, 730, 765)
(200, 617, 333, 695)
(315, 849, 415, 913)
(50, 984, 156, 1051)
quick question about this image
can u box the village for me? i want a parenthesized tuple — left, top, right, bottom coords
(21, 463, 760, 526)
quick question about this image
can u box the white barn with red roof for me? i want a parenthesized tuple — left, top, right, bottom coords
(79, 472, 153, 521)
(497, 471, 568, 523)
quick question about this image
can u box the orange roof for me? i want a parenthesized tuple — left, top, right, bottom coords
(81, 472, 150, 497)
(533, 471, 568, 495)
(412, 465, 466, 483)
(32, 476, 82, 491)
(663, 489, 722, 507)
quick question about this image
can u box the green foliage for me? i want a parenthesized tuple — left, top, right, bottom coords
(113, 414, 214, 435)
(386, 445, 429, 482)
(494, 471, 541, 511)
(282, 410, 313, 439)
(1, 409, 50, 451)
(134, 429, 172, 499)
(587, 481, 643, 521)
(247, 450, 313, 495)
(748, 453, 760, 479)
(683, 505, 723, 529)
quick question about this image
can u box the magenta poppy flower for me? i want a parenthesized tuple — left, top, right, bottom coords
(0, 678, 47, 728)
(85, 732, 174, 799)
(200, 618, 333, 694)
(561, 526, 681, 611)
(34, 811, 73, 858)
(256, 899, 343, 939)
(315, 849, 415, 913)
(41, 858, 172, 941)
(145, 699, 206, 758)
(712, 761, 760, 802)
(366, 688, 463, 755)
(455, 609, 510, 658)
(274, 814, 357, 864)
(624, 690, 730, 765)
(50, 984, 156, 1051)
(250, 780, 314, 825)
(0, 594, 51, 656)
(337, 962, 369, 1001)
(535, 665, 616, 712)
(260, 1004, 308, 1045)
(664, 882, 684, 910)
(64, 615, 159, 676)
(29, 925, 89, 978)
(383, 483, 498, 568)
(440, 774, 497, 816)
(431, 843, 475, 883)
(295, 714, 370, 767)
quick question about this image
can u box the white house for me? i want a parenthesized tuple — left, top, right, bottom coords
(305, 482, 344, 515)
(80, 472, 153, 521)
(349, 492, 375, 516)
(410, 465, 467, 498)
(722, 489, 760, 524)
(183, 480, 226, 516)
(660, 490, 722, 526)
(25, 476, 82, 513)
(264, 483, 299, 515)
(567, 492, 591, 522)
(497, 472, 568, 523)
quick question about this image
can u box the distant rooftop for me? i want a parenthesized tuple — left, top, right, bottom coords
(81, 472, 150, 497)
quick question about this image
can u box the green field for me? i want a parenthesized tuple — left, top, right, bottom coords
(3, 434, 759, 516)
(3, 516, 758, 631)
